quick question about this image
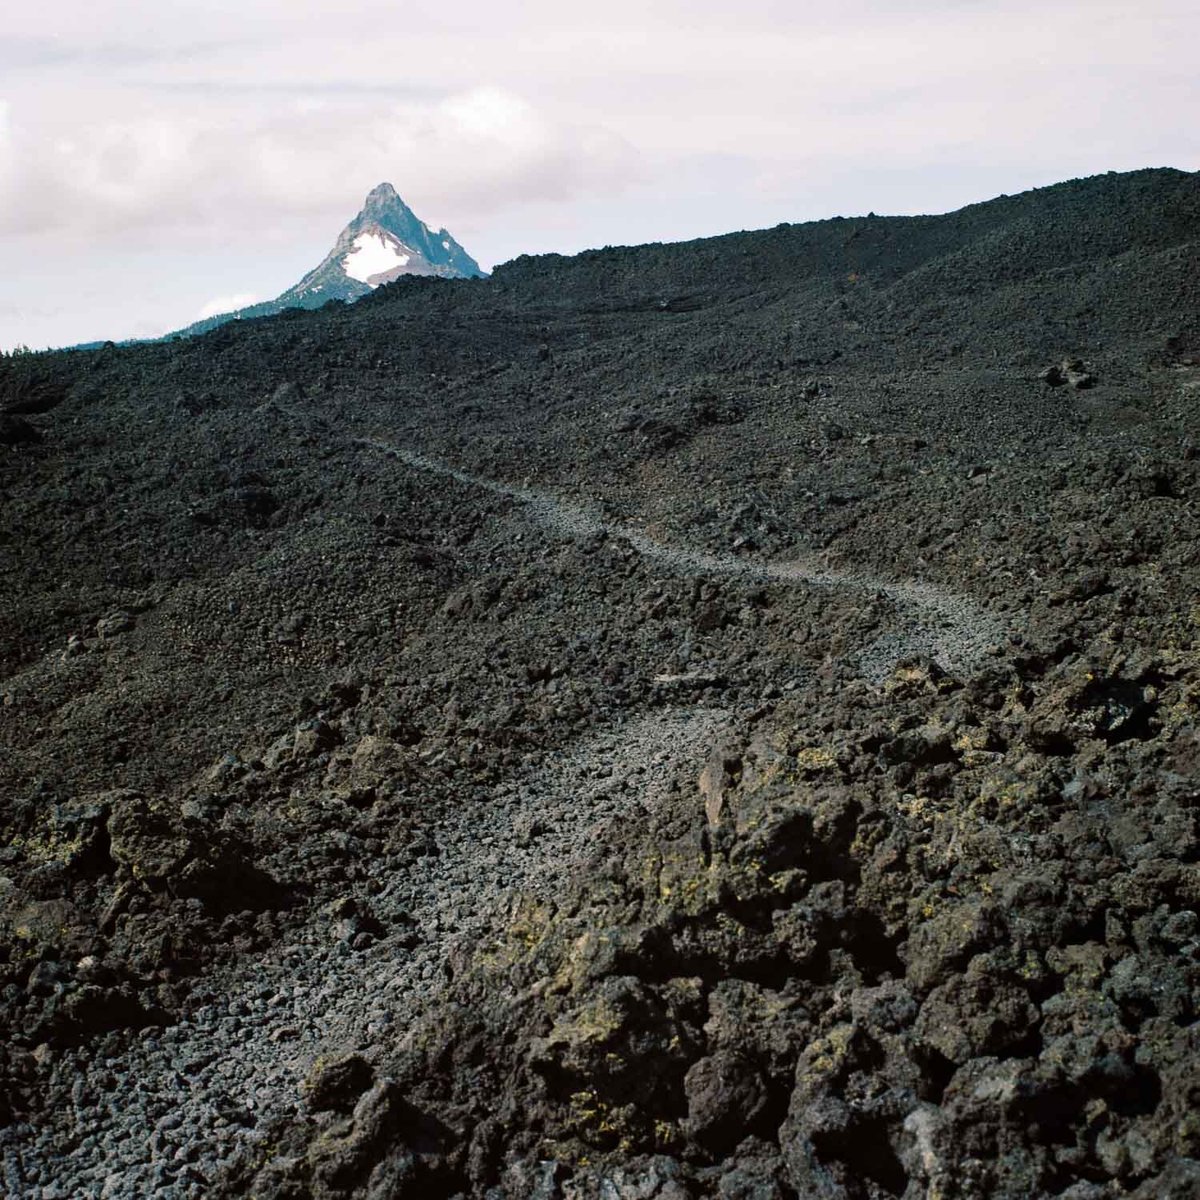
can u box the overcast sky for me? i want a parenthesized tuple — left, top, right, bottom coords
(2, 0, 1196, 350)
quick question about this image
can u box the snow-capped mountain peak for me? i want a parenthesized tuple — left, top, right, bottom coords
(283, 184, 485, 304)
(173, 184, 485, 337)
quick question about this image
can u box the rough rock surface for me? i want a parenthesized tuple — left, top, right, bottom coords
(1, 167, 1199, 1197)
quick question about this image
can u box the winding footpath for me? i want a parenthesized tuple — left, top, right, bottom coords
(356, 440, 1007, 679)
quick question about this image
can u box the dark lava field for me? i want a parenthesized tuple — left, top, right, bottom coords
(1, 167, 1199, 1199)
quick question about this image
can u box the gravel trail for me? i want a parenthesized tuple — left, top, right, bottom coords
(357, 440, 1008, 677)
(2, 709, 726, 1200)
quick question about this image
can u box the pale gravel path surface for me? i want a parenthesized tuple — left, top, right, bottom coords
(1, 709, 726, 1200)
(357, 440, 1008, 678)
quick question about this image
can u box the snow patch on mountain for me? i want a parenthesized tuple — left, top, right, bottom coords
(343, 232, 413, 285)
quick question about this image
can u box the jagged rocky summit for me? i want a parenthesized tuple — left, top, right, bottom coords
(282, 183, 485, 303)
(176, 183, 484, 337)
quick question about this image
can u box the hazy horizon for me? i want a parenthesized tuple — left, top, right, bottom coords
(3, 0, 1197, 351)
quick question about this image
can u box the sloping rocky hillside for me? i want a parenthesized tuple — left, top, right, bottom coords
(1, 167, 1198, 1199)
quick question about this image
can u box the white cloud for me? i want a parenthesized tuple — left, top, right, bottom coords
(0, 85, 641, 246)
(2, 8, 1194, 255)
(0, 99, 13, 200)
(196, 292, 259, 320)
